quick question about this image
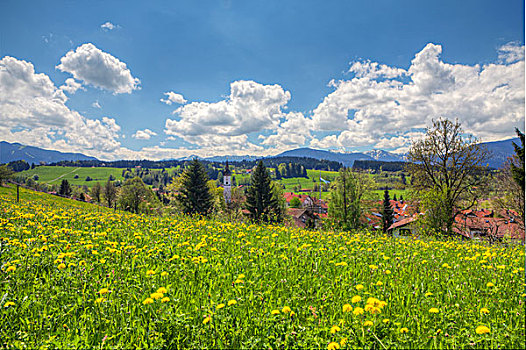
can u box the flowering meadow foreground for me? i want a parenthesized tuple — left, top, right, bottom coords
(1, 186, 525, 349)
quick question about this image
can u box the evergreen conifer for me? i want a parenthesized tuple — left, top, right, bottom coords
(246, 160, 280, 223)
(179, 159, 213, 216)
(510, 128, 525, 192)
(382, 188, 394, 233)
(59, 179, 72, 197)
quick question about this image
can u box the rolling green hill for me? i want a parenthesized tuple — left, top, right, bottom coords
(19, 166, 125, 188)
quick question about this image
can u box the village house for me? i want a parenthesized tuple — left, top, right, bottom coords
(287, 208, 319, 229)
(283, 192, 328, 214)
(386, 209, 525, 242)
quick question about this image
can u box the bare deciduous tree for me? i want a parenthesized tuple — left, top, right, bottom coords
(407, 118, 489, 235)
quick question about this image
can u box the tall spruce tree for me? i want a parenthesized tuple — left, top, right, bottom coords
(59, 179, 72, 197)
(246, 160, 280, 223)
(510, 128, 525, 192)
(382, 188, 394, 233)
(179, 158, 213, 216)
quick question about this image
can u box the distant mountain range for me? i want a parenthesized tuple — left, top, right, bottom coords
(275, 148, 404, 166)
(1, 138, 519, 169)
(275, 139, 519, 169)
(0, 141, 97, 165)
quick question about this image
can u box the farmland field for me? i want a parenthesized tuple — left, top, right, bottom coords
(19, 166, 125, 188)
(1, 185, 524, 349)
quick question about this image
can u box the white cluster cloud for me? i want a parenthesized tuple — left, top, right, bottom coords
(160, 91, 187, 105)
(498, 42, 525, 64)
(56, 43, 140, 94)
(0, 55, 125, 159)
(165, 80, 293, 150)
(59, 78, 84, 94)
(101, 22, 119, 31)
(132, 128, 157, 140)
(309, 42, 525, 150)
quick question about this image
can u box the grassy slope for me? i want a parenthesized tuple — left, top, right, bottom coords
(0, 185, 524, 349)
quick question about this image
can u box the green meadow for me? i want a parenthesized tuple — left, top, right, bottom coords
(1, 185, 524, 349)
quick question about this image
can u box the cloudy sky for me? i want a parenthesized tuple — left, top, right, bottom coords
(0, 0, 524, 160)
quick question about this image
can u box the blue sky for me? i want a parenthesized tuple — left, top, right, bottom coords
(0, 0, 524, 160)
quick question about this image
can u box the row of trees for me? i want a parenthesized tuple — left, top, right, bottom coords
(274, 163, 308, 179)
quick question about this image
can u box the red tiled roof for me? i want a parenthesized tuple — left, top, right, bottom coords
(387, 216, 417, 231)
(454, 214, 524, 240)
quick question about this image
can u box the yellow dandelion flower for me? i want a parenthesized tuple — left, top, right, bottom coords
(6, 266, 16, 272)
(475, 325, 490, 334)
(369, 264, 378, 270)
(156, 287, 167, 294)
(385, 269, 391, 274)
(486, 282, 495, 288)
(203, 316, 211, 324)
(143, 298, 154, 305)
(150, 292, 164, 300)
(282, 306, 292, 313)
(228, 299, 237, 306)
(161, 271, 168, 277)
(271, 309, 280, 315)
(146, 270, 155, 276)
(400, 327, 409, 334)
(376, 281, 383, 286)
(95, 297, 106, 303)
(98, 288, 109, 295)
(340, 338, 347, 346)
(429, 308, 439, 313)
(327, 342, 340, 350)
(290, 311, 296, 317)
(355, 284, 364, 291)
(383, 319, 390, 324)
(363, 320, 373, 327)
(342, 304, 352, 312)
(4, 301, 15, 307)
(351, 295, 361, 303)
(425, 292, 433, 297)
(216, 303, 225, 310)
(480, 308, 489, 314)
(57, 263, 66, 270)
(330, 325, 341, 334)
(161, 297, 170, 303)
(369, 307, 381, 315)
(353, 307, 364, 316)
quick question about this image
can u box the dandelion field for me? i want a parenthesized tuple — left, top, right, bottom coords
(1, 186, 525, 349)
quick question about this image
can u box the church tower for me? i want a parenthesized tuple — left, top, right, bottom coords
(223, 160, 232, 204)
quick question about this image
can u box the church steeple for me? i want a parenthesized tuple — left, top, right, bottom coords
(223, 160, 232, 204)
(224, 160, 231, 176)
